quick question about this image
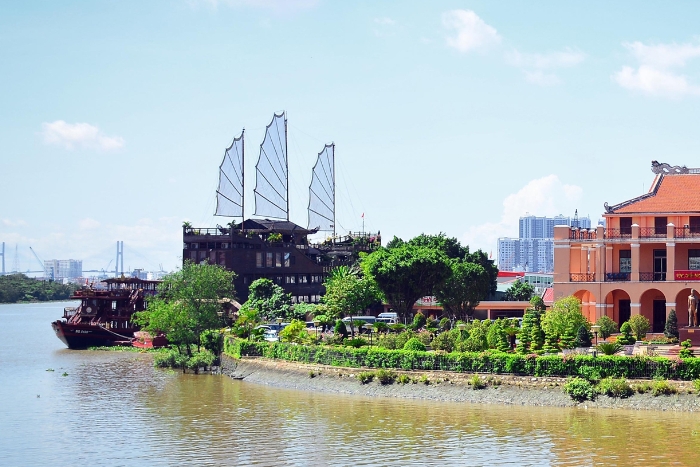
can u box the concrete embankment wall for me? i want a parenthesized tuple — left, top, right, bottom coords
(220, 354, 700, 412)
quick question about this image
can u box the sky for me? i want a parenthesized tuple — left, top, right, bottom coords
(2, 1, 700, 274)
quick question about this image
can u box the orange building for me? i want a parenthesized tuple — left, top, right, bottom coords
(553, 162, 700, 333)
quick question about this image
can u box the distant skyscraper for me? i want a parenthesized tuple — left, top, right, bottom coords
(44, 259, 82, 281)
(499, 214, 591, 273)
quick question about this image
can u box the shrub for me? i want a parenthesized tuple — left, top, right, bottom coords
(665, 309, 679, 339)
(376, 369, 397, 385)
(651, 379, 677, 396)
(597, 342, 622, 356)
(576, 324, 592, 348)
(389, 323, 406, 333)
(346, 338, 368, 348)
(357, 371, 374, 384)
(597, 377, 633, 398)
(200, 329, 224, 354)
(577, 366, 602, 383)
(375, 333, 401, 350)
(411, 312, 427, 330)
(629, 315, 651, 341)
(403, 338, 427, 352)
(679, 339, 693, 359)
(334, 320, 348, 339)
(396, 331, 416, 350)
(596, 316, 618, 339)
(418, 374, 430, 385)
(439, 317, 451, 331)
(373, 322, 388, 334)
(416, 330, 433, 346)
(633, 382, 652, 394)
(469, 374, 486, 390)
(563, 377, 597, 402)
(616, 322, 636, 345)
(397, 374, 411, 385)
(280, 320, 308, 343)
(693, 379, 700, 393)
(431, 331, 456, 352)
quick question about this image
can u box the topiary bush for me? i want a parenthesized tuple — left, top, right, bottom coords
(334, 319, 348, 339)
(629, 315, 651, 341)
(439, 317, 451, 331)
(665, 309, 679, 339)
(679, 339, 693, 359)
(563, 377, 597, 402)
(403, 338, 427, 352)
(596, 316, 618, 340)
(576, 324, 592, 348)
(616, 322, 636, 345)
(411, 312, 427, 330)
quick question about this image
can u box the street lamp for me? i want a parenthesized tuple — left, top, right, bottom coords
(457, 322, 467, 341)
(591, 324, 601, 346)
(364, 323, 374, 345)
(314, 319, 321, 339)
(276, 316, 284, 333)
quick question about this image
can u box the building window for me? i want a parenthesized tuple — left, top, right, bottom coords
(690, 250, 700, 270)
(620, 250, 631, 273)
(284, 253, 291, 267)
(266, 252, 273, 268)
(275, 252, 282, 268)
(311, 275, 322, 283)
(190, 251, 197, 261)
(655, 217, 667, 235)
(218, 251, 226, 266)
(311, 295, 320, 303)
(291, 296, 298, 304)
(190, 243, 199, 249)
(221, 243, 229, 249)
(298, 275, 308, 284)
(691, 217, 700, 234)
(275, 276, 283, 284)
(620, 217, 632, 236)
(286, 275, 296, 284)
(256, 252, 262, 268)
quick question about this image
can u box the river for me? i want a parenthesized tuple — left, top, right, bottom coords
(1, 301, 700, 466)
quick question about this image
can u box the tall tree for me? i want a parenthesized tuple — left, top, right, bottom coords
(321, 266, 380, 319)
(504, 281, 535, 301)
(541, 295, 588, 343)
(362, 244, 451, 321)
(134, 261, 236, 355)
(241, 278, 292, 322)
(435, 260, 490, 320)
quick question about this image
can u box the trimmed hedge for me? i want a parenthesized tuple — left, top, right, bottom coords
(224, 337, 700, 381)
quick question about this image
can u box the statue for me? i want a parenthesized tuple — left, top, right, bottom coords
(688, 289, 698, 327)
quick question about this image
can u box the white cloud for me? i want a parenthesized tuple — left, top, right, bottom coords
(374, 17, 395, 26)
(613, 41, 700, 97)
(41, 121, 125, 151)
(79, 218, 101, 230)
(507, 48, 585, 86)
(442, 10, 501, 53)
(462, 175, 583, 253)
(373, 17, 396, 37)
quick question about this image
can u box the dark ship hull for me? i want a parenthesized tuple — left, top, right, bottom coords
(51, 320, 137, 349)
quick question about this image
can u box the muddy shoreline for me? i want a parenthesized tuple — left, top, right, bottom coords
(221, 355, 700, 412)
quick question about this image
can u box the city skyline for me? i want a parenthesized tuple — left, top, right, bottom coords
(2, 1, 700, 271)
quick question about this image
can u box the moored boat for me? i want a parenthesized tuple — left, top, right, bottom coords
(51, 277, 160, 349)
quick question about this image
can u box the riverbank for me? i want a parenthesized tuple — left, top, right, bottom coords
(221, 355, 700, 412)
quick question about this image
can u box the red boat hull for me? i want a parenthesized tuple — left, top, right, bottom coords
(51, 320, 136, 349)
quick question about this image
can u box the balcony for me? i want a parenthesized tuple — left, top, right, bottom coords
(604, 228, 632, 239)
(639, 227, 667, 238)
(605, 272, 630, 282)
(570, 273, 595, 282)
(640, 272, 665, 282)
(674, 227, 700, 239)
(569, 229, 596, 241)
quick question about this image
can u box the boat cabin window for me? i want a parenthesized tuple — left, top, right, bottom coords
(112, 301, 117, 310)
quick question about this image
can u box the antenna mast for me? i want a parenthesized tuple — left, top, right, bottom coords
(285, 112, 289, 221)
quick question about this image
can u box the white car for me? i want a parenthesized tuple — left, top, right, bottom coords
(263, 329, 279, 342)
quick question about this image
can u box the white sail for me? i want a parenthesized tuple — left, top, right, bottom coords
(215, 130, 244, 217)
(308, 143, 335, 233)
(254, 113, 288, 220)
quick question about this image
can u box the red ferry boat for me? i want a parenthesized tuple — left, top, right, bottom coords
(51, 277, 160, 349)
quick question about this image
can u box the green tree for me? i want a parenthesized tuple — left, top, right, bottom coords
(665, 309, 679, 339)
(362, 243, 451, 322)
(617, 321, 636, 345)
(628, 315, 651, 340)
(290, 302, 317, 322)
(530, 310, 545, 351)
(242, 278, 292, 322)
(530, 296, 546, 312)
(322, 266, 380, 319)
(596, 315, 618, 340)
(504, 281, 535, 301)
(516, 309, 535, 353)
(134, 261, 236, 355)
(541, 296, 589, 343)
(435, 260, 490, 321)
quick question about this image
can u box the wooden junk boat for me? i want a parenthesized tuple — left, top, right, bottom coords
(51, 276, 161, 349)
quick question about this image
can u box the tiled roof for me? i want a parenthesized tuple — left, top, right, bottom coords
(609, 174, 700, 214)
(542, 287, 554, 305)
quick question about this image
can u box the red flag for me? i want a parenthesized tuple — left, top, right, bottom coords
(361, 213, 364, 218)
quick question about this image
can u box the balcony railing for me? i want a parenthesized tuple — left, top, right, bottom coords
(570, 273, 595, 282)
(639, 227, 667, 238)
(605, 272, 630, 282)
(640, 272, 666, 282)
(604, 228, 632, 239)
(674, 227, 700, 238)
(569, 229, 596, 240)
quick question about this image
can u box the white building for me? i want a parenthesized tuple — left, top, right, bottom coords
(44, 259, 82, 281)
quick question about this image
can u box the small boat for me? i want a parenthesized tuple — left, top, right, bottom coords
(51, 277, 160, 349)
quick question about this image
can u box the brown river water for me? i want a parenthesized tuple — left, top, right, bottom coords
(2, 301, 700, 466)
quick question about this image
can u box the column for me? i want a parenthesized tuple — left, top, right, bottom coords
(667, 222, 676, 282)
(631, 224, 640, 282)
